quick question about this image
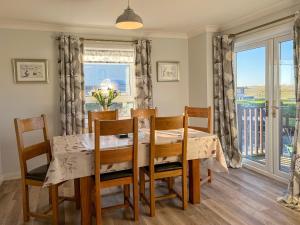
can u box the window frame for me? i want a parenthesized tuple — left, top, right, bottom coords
(83, 42, 136, 107)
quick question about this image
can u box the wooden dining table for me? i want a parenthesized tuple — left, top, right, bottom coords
(44, 128, 228, 225)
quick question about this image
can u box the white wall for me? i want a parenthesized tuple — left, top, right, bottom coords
(188, 31, 214, 108)
(187, 32, 214, 128)
(0, 144, 3, 185)
(188, 33, 208, 107)
(0, 29, 60, 178)
(0, 29, 189, 178)
(152, 38, 189, 116)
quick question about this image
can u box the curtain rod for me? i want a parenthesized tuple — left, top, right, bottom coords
(231, 12, 298, 37)
(56, 37, 151, 43)
(80, 38, 138, 43)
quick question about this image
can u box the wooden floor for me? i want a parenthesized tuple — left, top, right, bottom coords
(0, 168, 299, 225)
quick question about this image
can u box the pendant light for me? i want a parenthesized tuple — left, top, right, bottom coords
(115, 0, 143, 30)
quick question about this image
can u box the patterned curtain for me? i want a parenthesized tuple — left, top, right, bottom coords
(58, 35, 85, 135)
(213, 35, 242, 168)
(134, 40, 153, 128)
(278, 15, 300, 211)
(135, 40, 153, 109)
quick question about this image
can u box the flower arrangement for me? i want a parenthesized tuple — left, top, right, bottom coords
(91, 79, 120, 111)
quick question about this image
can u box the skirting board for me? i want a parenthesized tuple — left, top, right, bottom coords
(1, 171, 20, 184)
(0, 174, 3, 186)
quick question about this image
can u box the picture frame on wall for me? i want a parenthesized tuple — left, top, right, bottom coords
(157, 61, 179, 82)
(12, 59, 48, 83)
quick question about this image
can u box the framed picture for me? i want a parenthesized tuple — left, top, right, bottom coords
(157, 61, 179, 82)
(12, 59, 48, 83)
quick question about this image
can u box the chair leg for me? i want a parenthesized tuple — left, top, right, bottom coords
(48, 187, 52, 205)
(51, 184, 59, 225)
(74, 179, 81, 209)
(182, 169, 188, 210)
(95, 183, 102, 225)
(208, 169, 212, 183)
(149, 178, 155, 217)
(21, 182, 30, 222)
(124, 184, 130, 207)
(133, 175, 139, 221)
(139, 168, 145, 199)
(167, 177, 174, 193)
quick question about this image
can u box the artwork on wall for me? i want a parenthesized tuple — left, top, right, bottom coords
(157, 61, 179, 82)
(12, 59, 48, 83)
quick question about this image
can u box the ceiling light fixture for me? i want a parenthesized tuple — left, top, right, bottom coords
(115, 0, 143, 30)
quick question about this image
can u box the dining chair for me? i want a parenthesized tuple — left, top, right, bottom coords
(130, 107, 157, 118)
(14, 114, 80, 224)
(88, 110, 118, 133)
(185, 106, 212, 183)
(140, 115, 188, 217)
(93, 118, 139, 225)
(131, 108, 174, 191)
(131, 107, 157, 129)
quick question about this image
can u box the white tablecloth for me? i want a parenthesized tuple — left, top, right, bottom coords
(44, 128, 228, 187)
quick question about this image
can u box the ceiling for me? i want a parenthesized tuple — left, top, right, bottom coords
(0, 0, 299, 37)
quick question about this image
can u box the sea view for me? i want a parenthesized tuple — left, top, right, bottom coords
(84, 63, 130, 96)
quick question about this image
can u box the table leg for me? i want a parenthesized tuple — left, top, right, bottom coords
(80, 176, 92, 225)
(74, 178, 81, 209)
(188, 159, 200, 204)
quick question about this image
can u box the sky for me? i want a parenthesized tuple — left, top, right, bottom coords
(84, 63, 129, 92)
(236, 40, 294, 87)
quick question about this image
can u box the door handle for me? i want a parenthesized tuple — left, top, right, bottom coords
(272, 106, 279, 118)
(265, 100, 269, 117)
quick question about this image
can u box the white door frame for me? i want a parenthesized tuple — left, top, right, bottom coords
(273, 34, 294, 179)
(235, 40, 273, 173)
(234, 24, 293, 180)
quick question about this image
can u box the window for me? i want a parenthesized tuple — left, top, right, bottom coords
(83, 44, 136, 118)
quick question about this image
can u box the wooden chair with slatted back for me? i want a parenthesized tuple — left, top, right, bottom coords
(131, 108, 174, 191)
(93, 118, 139, 225)
(131, 107, 157, 129)
(130, 107, 157, 119)
(140, 115, 188, 217)
(14, 114, 80, 224)
(88, 110, 118, 133)
(185, 106, 212, 183)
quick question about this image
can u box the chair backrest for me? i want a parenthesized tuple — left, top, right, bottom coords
(88, 110, 118, 133)
(184, 106, 211, 133)
(149, 115, 188, 171)
(14, 114, 51, 176)
(94, 118, 138, 179)
(130, 108, 157, 119)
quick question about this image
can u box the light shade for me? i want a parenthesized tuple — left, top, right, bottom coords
(115, 7, 143, 30)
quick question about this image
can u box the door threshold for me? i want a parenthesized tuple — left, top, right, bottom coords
(242, 164, 289, 184)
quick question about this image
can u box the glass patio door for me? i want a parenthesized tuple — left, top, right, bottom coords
(273, 36, 295, 178)
(235, 41, 271, 172)
(235, 34, 295, 179)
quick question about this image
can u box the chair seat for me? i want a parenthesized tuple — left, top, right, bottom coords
(145, 162, 182, 173)
(25, 164, 49, 181)
(100, 169, 133, 181)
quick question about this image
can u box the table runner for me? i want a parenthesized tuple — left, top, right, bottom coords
(44, 128, 228, 187)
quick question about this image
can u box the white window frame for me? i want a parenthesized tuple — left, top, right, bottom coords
(83, 42, 136, 106)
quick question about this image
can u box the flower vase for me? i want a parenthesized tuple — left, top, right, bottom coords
(102, 105, 108, 111)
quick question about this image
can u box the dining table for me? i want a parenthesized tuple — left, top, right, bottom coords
(44, 128, 228, 225)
